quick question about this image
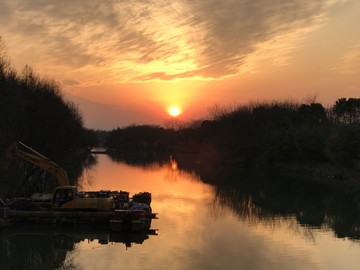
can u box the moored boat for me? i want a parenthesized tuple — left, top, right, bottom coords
(0, 191, 157, 232)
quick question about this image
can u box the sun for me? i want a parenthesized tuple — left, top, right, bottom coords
(167, 106, 182, 117)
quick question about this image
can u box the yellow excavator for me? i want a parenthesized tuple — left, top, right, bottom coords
(4, 142, 115, 212)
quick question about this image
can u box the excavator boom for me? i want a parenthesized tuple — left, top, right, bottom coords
(7, 142, 69, 186)
(3, 142, 116, 212)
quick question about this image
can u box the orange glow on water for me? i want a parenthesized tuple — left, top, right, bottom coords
(170, 155, 178, 170)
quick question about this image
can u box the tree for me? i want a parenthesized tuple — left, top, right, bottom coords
(0, 38, 92, 196)
(297, 103, 327, 126)
(325, 124, 360, 166)
(332, 98, 360, 124)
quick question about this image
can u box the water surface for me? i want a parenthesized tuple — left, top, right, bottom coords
(1, 154, 360, 270)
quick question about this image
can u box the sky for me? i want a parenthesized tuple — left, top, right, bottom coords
(0, 0, 359, 130)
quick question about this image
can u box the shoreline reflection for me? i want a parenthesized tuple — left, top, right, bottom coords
(108, 152, 360, 242)
(4, 153, 357, 269)
(208, 170, 360, 242)
(0, 224, 157, 269)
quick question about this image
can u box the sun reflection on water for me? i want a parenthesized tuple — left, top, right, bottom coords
(170, 155, 178, 170)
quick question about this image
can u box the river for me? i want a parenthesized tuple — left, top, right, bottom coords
(1, 153, 360, 269)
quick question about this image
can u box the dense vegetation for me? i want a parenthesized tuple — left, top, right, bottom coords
(106, 98, 360, 180)
(0, 38, 97, 197)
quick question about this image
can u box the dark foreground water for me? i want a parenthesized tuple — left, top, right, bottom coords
(1, 154, 360, 270)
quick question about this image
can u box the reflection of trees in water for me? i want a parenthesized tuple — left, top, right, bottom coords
(76, 153, 98, 190)
(164, 157, 203, 184)
(210, 178, 319, 242)
(164, 164, 202, 184)
(107, 151, 169, 168)
(106, 153, 360, 241)
(0, 229, 68, 270)
(107, 152, 202, 184)
(58, 256, 77, 270)
(212, 191, 260, 220)
(170, 151, 360, 241)
(209, 170, 360, 241)
(0, 224, 154, 269)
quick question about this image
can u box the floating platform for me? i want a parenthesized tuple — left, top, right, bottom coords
(0, 191, 157, 232)
(0, 207, 157, 232)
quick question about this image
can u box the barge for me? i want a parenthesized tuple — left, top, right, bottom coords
(0, 190, 157, 232)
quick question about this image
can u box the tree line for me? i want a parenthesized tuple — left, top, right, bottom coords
(0, 38, 97, 197)
(105, 98, 360, 177)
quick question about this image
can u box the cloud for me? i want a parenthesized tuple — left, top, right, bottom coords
(62, 79, 80, 86)
(0, 0, 342, 82)
(0, 2, 12, 24)
(334, 44, 360, 74)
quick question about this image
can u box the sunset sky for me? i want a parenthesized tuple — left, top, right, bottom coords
(1, 0, 359, 129)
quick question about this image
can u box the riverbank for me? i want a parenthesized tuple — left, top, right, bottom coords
(170, 149, 360, 191)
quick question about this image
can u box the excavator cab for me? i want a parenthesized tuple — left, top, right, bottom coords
(52, 186, 76, 207)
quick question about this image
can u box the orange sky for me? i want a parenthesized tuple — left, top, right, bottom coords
(1, 0, 359, 129)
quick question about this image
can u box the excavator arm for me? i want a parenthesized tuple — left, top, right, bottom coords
(2, 142, 116, 212)
(5, 142, 70, 186)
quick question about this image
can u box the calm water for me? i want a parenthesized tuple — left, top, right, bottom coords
(1, 154, 360, 270)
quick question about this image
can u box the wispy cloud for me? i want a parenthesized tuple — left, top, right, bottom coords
(334, 44, 360, 74)
(0, 0, 342, 83)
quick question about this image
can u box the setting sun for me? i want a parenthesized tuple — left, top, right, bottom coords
(168, 106, 182, 117)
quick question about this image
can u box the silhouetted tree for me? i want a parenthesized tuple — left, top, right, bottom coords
(332, 98, 360, 124)
(325, 124, 360, 166)
(297, 103, 327, 125)
(0, 38, 93, 196)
